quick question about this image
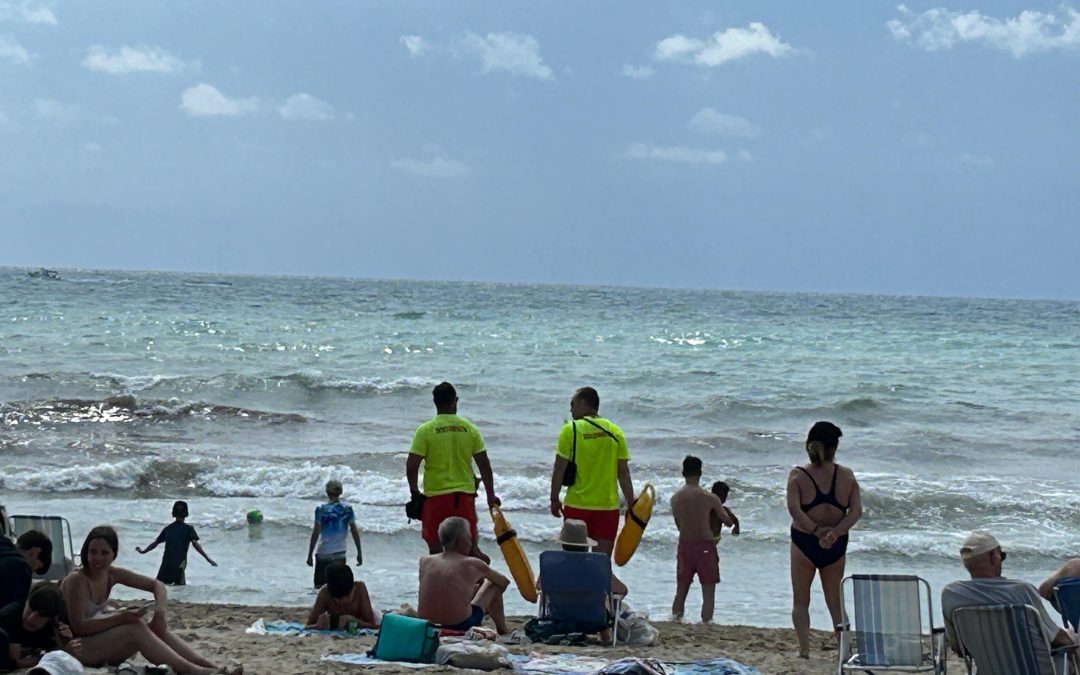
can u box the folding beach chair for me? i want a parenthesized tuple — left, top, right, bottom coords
(1053, 577, 1080, 631)
(9, 514, 76, 581)
(537, 551, 622, 646)
(836, 574, 946, 674)
(952, 603, 1078, 675)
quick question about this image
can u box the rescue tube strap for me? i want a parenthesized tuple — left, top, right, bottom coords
(496, 529, 517, 545)
(629, 511, 648, 529)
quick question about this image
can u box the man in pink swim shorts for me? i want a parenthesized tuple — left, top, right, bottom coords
(670, 456, 736, 623)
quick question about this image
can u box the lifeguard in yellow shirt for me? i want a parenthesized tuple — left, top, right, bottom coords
(549, 386, 635, 556)
(406, 382, 499, 559)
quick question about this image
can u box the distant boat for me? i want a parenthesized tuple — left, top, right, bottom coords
(27, 268, 61, 280)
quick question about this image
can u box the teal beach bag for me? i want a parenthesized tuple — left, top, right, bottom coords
(368, 613, 439, 663)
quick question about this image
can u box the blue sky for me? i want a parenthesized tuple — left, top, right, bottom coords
(1, 1, 1078, 299)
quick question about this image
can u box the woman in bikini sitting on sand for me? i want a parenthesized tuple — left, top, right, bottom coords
(786, 421, 862, 659)
(60, 525, 241, 674)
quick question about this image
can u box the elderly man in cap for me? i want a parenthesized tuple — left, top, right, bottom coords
(941, 530, 1076, 656)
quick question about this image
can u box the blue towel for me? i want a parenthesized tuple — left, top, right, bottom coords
(245, 618, 377, 638)
(666, 658, 761, 674)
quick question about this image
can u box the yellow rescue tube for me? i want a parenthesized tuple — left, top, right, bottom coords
(614, 483, 656, 567)
(490, 506, 538, 603)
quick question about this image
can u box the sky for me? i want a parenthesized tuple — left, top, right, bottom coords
(1, 1, 1079, 299)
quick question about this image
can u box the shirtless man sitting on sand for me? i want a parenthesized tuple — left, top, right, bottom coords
(305, 562, 379, 631)
(670, 455, 735, 623)
(417, 517, 510, 634)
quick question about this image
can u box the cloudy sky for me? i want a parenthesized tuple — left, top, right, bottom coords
(2, 1, 1078, 299)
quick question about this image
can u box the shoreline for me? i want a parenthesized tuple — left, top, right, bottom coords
(109, 600, 963, 674)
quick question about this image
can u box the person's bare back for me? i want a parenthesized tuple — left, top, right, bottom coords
(671, 484, 731, 540)
(418, 551, 486, 626)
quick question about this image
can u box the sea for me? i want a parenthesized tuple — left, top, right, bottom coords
(2, 268, 1078, 628)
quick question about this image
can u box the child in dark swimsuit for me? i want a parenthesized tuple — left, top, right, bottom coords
(709, 481, 740, 541)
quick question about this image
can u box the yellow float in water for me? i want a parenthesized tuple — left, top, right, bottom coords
(490, 506, 537, 603)
(614, 483, 656, 567)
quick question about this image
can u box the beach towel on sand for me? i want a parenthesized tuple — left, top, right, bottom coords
(323, 652, 760, 673)
(507, 653, 761, 675)
(321, 653, 436, 668)
(245, 618, 377, 638)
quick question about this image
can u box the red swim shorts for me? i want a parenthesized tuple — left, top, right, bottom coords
(562, 506, 620, 544)
(677, 539, 720, 585)
(421, 492, 478, 549)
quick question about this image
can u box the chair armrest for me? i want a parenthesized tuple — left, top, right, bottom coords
(835, 622, 850, 632)
(1051, 643, 1079, 655)
(932, 627, 946, 634)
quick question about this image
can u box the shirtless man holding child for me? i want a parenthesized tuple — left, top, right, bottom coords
(417, 517, 510, 634)
(670, 456, 736, 623)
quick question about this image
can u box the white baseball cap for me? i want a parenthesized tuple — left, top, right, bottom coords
(28, 650, 84, 675)
(960, 530, 1001, 561)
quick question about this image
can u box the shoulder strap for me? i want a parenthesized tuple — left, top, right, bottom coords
(796, 466, 823, 493)
(828, 465, 840, 494)
(570, 420, 577, 463)
(582, 417, 619, 444)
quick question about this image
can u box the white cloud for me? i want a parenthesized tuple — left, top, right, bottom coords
(655, 22, 793, 66)
(462, 32, 554, 80)
(391, 156, 469, 177)
(626, 142, 728, 165)
(277, 93, 335, 121)
(689, 109, 761, 138)
(621, 64, 655, 79)
(180, 83, 259, 117)
(0, 1, 56, 25)
(0, 33, 30, 65)
(82, 45, 196, 75)
(888, 6, 1080, 57)
(400, 35, 430, 57)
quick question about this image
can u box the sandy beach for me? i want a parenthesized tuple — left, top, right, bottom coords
(102, 601, 957, 675)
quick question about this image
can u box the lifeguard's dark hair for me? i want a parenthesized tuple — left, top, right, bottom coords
(432, 382, 457, 408)
(573, 387, 600, 411)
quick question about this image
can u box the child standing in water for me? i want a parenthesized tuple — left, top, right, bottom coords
(136, 501, 217, 585)
(307, 479, 363, 588)
(710, 481, 741, 540)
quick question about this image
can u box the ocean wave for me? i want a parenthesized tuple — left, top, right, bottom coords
(5, 370, 438, 399)
(0, 396, 308, 426)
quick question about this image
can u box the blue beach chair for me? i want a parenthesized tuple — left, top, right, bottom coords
(537, 551, 622, 646)
(836, 574, 946, 674)
(1053, 577, 1080, 631)
(952, 603, 1077, 675)
(10, 514, 76, 581)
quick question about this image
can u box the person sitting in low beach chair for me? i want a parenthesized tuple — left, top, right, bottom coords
(536, 520, 626, 645)
(942, 531, 1077, 660)
(417, 517, 510, 634)
(305, 562, 378, 631)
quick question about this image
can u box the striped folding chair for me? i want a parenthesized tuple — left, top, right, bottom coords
(9, 514, 76, 581)
(952, 603, 1077, 675)
(837, 574, 946, 674)
(1053, 577, 1080, 631)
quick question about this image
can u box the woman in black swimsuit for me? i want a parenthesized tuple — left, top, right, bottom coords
(786, 421, 862, 659)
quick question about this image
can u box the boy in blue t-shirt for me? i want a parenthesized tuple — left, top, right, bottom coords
(306, 479, 363, 588)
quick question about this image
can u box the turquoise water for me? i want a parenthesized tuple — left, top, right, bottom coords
(2, 268, 1078, 626)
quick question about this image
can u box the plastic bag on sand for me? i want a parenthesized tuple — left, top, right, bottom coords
(598, 657, 667, 675)
(436, 641, 511, 670)
(615, 603, 660, 646)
